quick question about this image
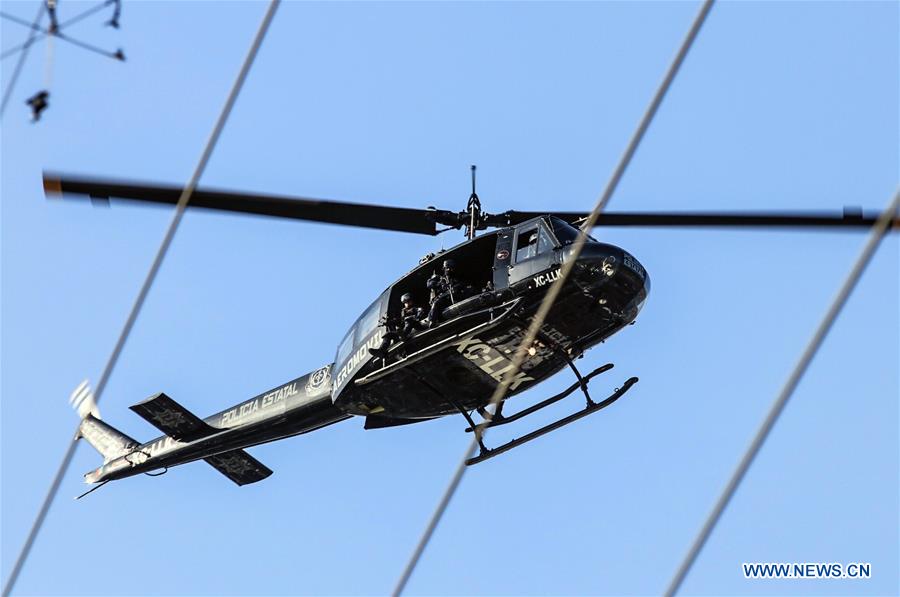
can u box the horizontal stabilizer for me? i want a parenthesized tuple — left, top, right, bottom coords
(130, 392, 217, 442)
(205, 450, 273, 486)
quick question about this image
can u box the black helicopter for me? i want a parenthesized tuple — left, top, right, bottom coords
(44, 169, 898, 487)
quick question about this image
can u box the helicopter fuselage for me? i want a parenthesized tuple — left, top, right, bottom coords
(331, 216, 650, 420)
(78, 216, 649, 486)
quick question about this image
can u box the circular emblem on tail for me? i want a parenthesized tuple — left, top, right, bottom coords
(306, 365, 332, 395)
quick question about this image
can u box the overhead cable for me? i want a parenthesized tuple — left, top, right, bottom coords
(2, 1, 123, 67)
(1, 2, 281, 594)
(392, 1, 716, 594)
(0, 3, 45, 117)
(0, 10, 43, 31)
(0, 0, 115, 62)
(664, 188, 900, 596)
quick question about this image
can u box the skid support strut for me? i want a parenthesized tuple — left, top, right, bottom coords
(463, 336, 637, 465)
(464, 363, 614, 433)
(449, 396, 489, 454)
(465, 377, 638, 466)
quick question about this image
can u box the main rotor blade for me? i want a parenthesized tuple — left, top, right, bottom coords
(43, 173, 440, 235)
(43, 173, 899, 233)
(501, 210, 900, 230)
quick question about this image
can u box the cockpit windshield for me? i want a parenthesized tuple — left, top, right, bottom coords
(355, 297, 383, 344)
(335, 292, 387, 371)
(550, 216, 597, 244)
(336, 328, 354, 365)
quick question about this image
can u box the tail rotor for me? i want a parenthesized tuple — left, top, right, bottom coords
(69, 379, 99, 420)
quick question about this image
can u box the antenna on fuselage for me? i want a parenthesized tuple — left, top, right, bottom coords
(466, 165, 482, 240)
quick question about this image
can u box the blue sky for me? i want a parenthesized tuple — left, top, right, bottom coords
(2, 1, 897, 595)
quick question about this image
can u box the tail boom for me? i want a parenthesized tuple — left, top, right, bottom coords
(74, 365, 348, 486)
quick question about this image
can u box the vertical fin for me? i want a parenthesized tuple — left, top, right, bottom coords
(69, 380, 139, 462)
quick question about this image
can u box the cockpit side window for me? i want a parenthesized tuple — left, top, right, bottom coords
(336, 327, 354, 365)
(355, 298, 383, 344)
(516, 227, 539, 262)
(537, 225, 555, 253)
(515, 223, 556, 263)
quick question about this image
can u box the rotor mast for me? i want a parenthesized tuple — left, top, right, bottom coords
(466, 165, 482, 240)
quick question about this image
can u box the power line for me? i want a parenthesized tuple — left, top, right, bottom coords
(55, 31, 123, 61)
(58, 0, 115, 29)
(0, 0, 116, 61)
(392, 1, 716, 594)
(0, 1, 281, 594)
(0, 10, 43, 32)
(664, 187, 900, 596)
(0, 3, 44, 117)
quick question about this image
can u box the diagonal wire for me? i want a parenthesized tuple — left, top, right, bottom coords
(1, 37, 39, 61)
(1, 0, 116, 61)
(55, 31, 122, 61)
(664, 187, 900, 596)
(0, 2, 45, 117)
(0, 10, 45, 32)
(0, 2, 281, 595)
(58, 0, 114, 29)
(392, 1, 716, 594)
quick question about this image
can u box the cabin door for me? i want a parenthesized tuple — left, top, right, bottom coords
(507, 221, 557, 285)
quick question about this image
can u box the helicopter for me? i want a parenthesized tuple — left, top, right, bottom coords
(43, 169, 899, 488)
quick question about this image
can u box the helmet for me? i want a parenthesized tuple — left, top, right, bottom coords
(443, 258, 456, 272)
(401, 292, 413, 304)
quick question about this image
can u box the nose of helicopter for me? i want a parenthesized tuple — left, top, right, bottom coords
(568, 241, 651, 314)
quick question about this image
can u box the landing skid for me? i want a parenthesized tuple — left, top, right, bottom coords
(464, 363, 614, 433)
(462, 359, 638, 466)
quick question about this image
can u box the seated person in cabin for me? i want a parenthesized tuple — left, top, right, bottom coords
(398, 293, 427, 337)
(426, 258, 473, 328)
(369, 293, 426, 358)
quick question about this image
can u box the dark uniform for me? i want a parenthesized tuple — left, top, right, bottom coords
(369, 293, 424, 358)
(427, 259, 465, 328)
(399, 300, 426, 337)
